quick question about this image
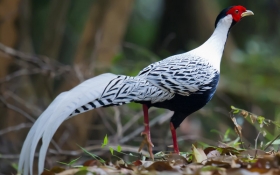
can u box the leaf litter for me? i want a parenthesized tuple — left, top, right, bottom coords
(41, 144, 280, 175)
(41, 107, 280, 175)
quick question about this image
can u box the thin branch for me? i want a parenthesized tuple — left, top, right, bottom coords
(51, 140, 62, 153)
(255, 131, 261, 150)
(122, 108, 156, 134)
(73, 65, 86, 83)
(0, 68, 41, 83)
(229, 112, 245, 149)
(264, 133, 280, 151)
(0, 96, 35, 122)
(113, 107, 122, 139)
(4, 90, 42, 116)
(0, 42, 71, 82)
(0, 42, 46, 68)
(96, 109, 115, 135)
(119, 111, 174, 144)
(0, 123, 32, 135)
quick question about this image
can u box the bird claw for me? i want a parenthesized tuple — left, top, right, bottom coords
(140, 131, 154, 147)
(138, 131, 154, 160)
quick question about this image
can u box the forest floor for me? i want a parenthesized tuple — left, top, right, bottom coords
(41, 144, 280, 175)
(40, 106, 280, 175)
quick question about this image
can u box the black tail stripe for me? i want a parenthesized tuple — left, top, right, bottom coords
(101, 78, 116, 97)
(102, 93, 116, 98)
(82, 105, 89, 110)
(110, 79, 121, 89)
(88, 102, 96, 108)
(115, 84, 126, 98)
(98, 100, 105, 106)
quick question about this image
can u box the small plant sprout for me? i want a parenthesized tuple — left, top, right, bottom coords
(230, 106, 280, 151)
(57, 157, 81, 168)
(101, 134, 108, 148)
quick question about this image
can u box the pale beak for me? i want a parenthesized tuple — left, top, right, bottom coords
(241, 10, 254, 17)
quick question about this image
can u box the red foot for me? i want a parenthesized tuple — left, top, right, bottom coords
(140, 130, 154, 148)
(139, 130, 154, 160)
(138, 104, 155, 160)
(170, 122, 180, 154)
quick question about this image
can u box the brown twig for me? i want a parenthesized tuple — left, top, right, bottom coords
(0, 42, 48, 68)
(96, 109, 115, 135)
(122, 108, 156, 134)
(0, 123, 33, 135)
(3, 90, 42, 116)
(113, 107, 122, 139)
(229, 111, 245, 149)
(255, 131, 261, 150)
(263, 133, 280, 151)
(0, 42, 67, 70)
(120, 111, 174, 144)
(0, 68, 41, 83)
(0, 96, 35, 122)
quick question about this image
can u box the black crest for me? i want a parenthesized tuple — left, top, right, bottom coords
(214, 6, 234, 28)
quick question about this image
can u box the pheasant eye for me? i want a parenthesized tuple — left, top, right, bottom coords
(235, 10, 239, 14)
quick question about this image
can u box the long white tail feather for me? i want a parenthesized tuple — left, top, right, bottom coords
(19, 73, 174, 175)
(19, 73, 119, 175)
(19, 92, 69, 175)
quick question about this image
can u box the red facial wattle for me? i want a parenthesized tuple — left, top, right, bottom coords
(226, 5, 247, 22)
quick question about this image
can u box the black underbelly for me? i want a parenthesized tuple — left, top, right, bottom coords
(136, 91, 215, 129)
(139, 92, 214, 115)
(136, 73, 219, 128)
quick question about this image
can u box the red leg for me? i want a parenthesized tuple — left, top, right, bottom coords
(170, 122, 179, 154)
(138, 104, 154, 160)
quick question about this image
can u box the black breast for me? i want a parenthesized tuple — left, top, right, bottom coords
(139, 73, 220, 129)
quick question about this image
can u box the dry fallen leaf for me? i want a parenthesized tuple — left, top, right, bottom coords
(192, 144, 207, 163)
(146, 161, 175, 172)
(166, 153, 188, 166)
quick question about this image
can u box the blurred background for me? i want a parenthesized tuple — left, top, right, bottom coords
(0, 0, 279, 174)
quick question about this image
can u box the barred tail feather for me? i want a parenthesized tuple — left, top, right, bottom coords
(18, 73, 121, 175)
(18, 73, 173, 175)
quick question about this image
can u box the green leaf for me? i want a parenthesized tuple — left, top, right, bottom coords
(78, 145, 105, 163)
(69, 157, 81, 166)
(129, 153, 134, 156)
(233, 109, 240, 114)
(78, 166, 88, 171)
(117, 145, 122, 152)
(271, 121, 280, 128)
(231, 106, 240, 113)
(233, 142, 241, 146)
(109, 147, 114, 155)
(201, 165, 222, 172)
(257, 116, 265, 124)
(265, 139, 280, 146)
(197, 141, 209, 148)
(57, 161, 70, 166)
(102, 134, 108, 148)
(224, 128, 230, 138)
(210, 129, 221, 135)
(154, 151, 165, 156)
(11, 163, 18, 171)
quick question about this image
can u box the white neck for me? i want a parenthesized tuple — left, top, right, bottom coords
(189, 15, 233, 72)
